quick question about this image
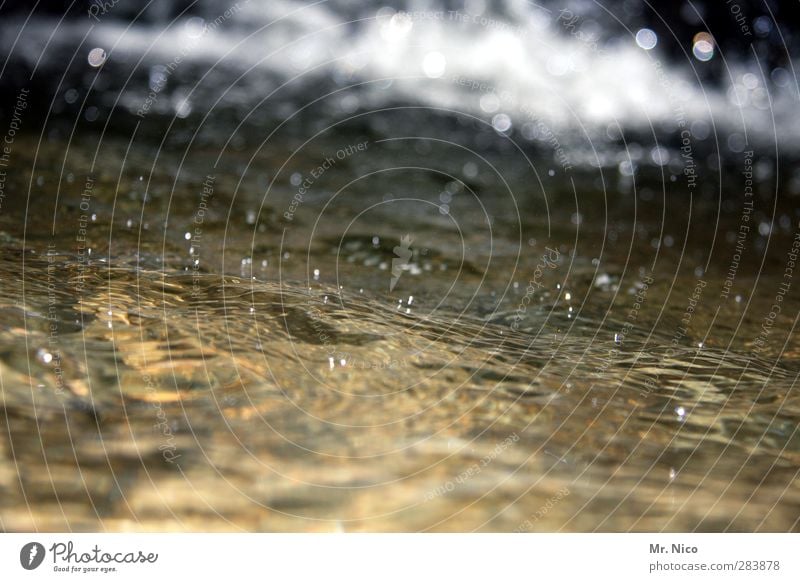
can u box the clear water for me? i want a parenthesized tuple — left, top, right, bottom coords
(1, 135, 799, 532)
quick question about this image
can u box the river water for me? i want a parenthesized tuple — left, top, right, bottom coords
(1, 1, 799, 532)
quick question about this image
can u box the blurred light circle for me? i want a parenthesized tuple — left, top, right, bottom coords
(480, 93, 500, 113)
(742, 73, 759, 89)
(422, 51, 446, 78)
(771, 67, 790, 87)
(690, 119, 710, 140)
(692, 40, 714, 61)
(752, 87, 770, 110)
(465, 0, 486, 15)
(492, 113, 512, 133)
(64, 88, 79, 104)
(381, 13, 413, 41)
(618, 160, 636, 176)
(463, 162, 478, 178)
(521, 122, 536, 141)
(149, 65, 168, 92)
(546, 54, 570, 76)
(727, 84, 749, 107)
(375, 7, 395, 24)
(692, 33, 714, 61)
(87, 47, 107, 67)
(184, 16, 206, 39)
(727, 133, 746, 153)
(175, 99, 192, 118)
(753, 15, 772, 37)
(649, 146, 670, 166)
(635, 28, 657, 50)
(340, 94, 360, 113)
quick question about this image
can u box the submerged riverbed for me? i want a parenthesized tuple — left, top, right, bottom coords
(1, 132, 799, 532)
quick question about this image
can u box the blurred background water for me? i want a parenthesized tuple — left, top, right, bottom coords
(0, 1, 799, 532)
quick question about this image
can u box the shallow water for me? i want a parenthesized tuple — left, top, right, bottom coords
(1, 134, 799, 532)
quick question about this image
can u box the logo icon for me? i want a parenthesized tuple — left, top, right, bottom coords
(20, 542, 45, 570)
(390, 234, 413, 291)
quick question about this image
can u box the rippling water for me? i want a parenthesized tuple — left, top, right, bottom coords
(1, 131, 799, 532)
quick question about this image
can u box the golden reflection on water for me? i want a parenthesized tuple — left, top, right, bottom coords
(0, 140, 799, 532)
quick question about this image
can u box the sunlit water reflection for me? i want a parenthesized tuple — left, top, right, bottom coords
(1, 135, 799, 531)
